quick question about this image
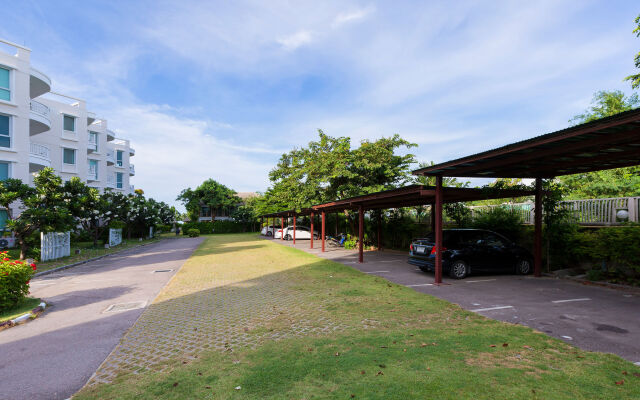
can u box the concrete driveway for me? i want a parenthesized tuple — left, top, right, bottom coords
(268, 237, 640, 364)
(0, 237, 203, 400)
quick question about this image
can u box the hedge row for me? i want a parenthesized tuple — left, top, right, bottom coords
(181, 221, 256, 235)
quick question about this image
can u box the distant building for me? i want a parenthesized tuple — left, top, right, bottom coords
(198, 192, 258, 222)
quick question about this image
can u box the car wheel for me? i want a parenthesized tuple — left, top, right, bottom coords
(516, 259, 532, 275)
(449, 260, 468, 279)
(266, 231, 273, 237)
(284, 234, 291, 240)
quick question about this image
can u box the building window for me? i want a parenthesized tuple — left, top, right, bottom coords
(63, 115, 75, 132)
(0, 114, 9, 148)
(116, 172, 123, 189)
(88, 159, 98, 179)
(0, 67, 9, 102)
(0, 162, 9, 180)
(200, 206, 211, 217)
(63, 148, 76, 165)
(88, 131, 98, 151)
(116, 150, 123, 167)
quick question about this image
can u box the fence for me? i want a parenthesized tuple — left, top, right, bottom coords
(41, 232, 70, 262)
(467, 196, 640, 226)
(109, 228, 122, 247)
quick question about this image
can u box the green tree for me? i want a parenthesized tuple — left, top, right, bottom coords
(624, 15, 640, 89)
(6, 168, 75, 259)
(559, 90, 640, 198)
(177, 180, 240, 222)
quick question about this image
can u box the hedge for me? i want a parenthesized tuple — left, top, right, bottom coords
(0, 253, 37, 310)
(182, 221, 256, 235)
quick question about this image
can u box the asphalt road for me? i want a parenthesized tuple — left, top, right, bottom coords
(0, 237, 203, 400)
(270, 237, 640, 364)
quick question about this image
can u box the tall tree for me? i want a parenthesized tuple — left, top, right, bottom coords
(624, 15, 640, 89)
(559, 90, 640, 198)
(177, 179, 240, 222)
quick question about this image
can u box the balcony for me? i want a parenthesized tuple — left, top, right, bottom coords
(129, 164, 135, 176)
(130, 184, 135, 192)
(87, 166, 98, 181)
(106, 174, 116, 188)
(87, 133, 97, 152)
(106, 149, 115, 165)
(87, 111, 96, 125)
(29, 67, 51, 99)
(29, 142, 51, 172)
(129, 147, 135, 156)
(106, 130, 116, 141)
(29, 100, 51, 135)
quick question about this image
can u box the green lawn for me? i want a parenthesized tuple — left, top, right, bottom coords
(75, 234, 640, 399)
(0, 297, 41, 322)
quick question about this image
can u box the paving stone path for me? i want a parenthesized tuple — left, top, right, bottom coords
(89, 235, 351, 385)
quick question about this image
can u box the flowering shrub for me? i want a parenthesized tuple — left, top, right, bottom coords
(0, 252, 36, 310)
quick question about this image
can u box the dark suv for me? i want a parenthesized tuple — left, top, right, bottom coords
(408, 229, 533, 279)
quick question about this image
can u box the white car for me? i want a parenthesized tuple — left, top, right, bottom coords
(261, 225, 281, 237)
(281, 226, 318, 240)
(274, 228, 284, 239)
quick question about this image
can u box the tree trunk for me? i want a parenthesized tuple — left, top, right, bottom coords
(18, 236, 27, 260)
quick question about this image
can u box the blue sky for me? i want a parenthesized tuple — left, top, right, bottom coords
(2, 1, 639, 209)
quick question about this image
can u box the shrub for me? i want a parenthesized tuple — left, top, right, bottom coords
(109, 220, 126, 229)
(472, 207, 525, 242)
(187, 228, 200, 238)
(343, 234, 357, 250)
(156, 224, 172, 233)
(181, 221, 255, 235)
(0, 253, 36, 310)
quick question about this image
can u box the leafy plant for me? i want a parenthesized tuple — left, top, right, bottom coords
(0, 252, 36, 310)
(471, 207, 524, 242)
(444, 202, 472, 227)
(187, 228, 200, 238)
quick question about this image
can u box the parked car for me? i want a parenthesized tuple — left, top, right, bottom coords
(261, 225, 281, 236)
(281, 226, 318, 240)
(408, 229, 533, 279)
(274, 228, 284, 239)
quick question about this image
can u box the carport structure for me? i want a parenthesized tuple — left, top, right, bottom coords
(260, 208, 315, 245)
(414, 108, 640, 283)
(310, 185, 535, 281)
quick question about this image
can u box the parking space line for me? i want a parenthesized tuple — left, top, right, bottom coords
(364, 270, 391, 274)
(406, 283, 434, 287)
(551, 298, 591, 303)
(470, 305, 514, 312)
(465, 279, 497, 283)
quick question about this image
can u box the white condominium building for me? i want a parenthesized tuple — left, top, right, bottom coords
(0, 38, 135, 223)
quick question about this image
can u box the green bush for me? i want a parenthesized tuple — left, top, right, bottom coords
(109, 220, 126, 229)
(156, 224, 172, 233)
(472, 207, 525, 242)
(0, 253, 37, 311)
(182, 221, 255, 235)
(569, 225, 640, 277)
(187, 228, 200, 238)
(343, 234, 357, 250)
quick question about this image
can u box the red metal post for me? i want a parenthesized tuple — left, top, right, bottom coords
(310, 212, 314, 249)
(534, 177, 543, 277)
(430, 203, 436, 233)
(335, 213, 339, 236)
(435, 176, 443, 284)
(358, 205, 364, 263)
(293, 215, 296, 244)
(377, 212, 382, 251)
(281, 217, 284, 240)
(321, 211, 326, 252)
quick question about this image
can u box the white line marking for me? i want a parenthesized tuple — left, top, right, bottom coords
(365, 270, 390, 274)
(465, 279, 497, 283)
(470, 305, 514, 312)
(634, 361, 640, 366)
(551, 298, 591, 303)
(406, 283, 434, 287)
(561, 335, 573, 340)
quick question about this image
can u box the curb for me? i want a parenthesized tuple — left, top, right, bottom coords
(0, 301, 47, 332)
(558, 275, 640, 293)
(33, 239, 164, 278)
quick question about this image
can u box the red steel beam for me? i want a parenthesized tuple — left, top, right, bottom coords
(293, 215, 296, 244)
(377, 212, 382, 251)
(321, 211, 326, 252)
(534, 178, 543, 277)
(435, 176, 443, 284)
(281, 217, 284, 240)
(358, 205, 364, 263)
(310, 212, 314, 249)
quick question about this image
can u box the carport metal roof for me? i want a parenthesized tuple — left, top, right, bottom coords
(311, 185, 535, 213)
(412, 108, 640, 179)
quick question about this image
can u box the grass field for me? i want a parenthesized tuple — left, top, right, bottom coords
(75, 234, 640, 399)
(0, 297, 41, 322)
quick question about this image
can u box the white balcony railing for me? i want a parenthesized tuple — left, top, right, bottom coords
(106, 149, 115, 165)
(129, 164, 135, 175)
(87, 167, 98, 181)
(29, 100, 50, 119)
(87, 133, 98, 151)
(130, 184, 135, 192)
(106, 174, 116, 188)
(29, 142, 51, 163)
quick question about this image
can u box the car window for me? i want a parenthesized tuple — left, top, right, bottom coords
(483, 233, 507, 247)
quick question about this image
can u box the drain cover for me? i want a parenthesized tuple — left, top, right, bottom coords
(153, 269, 173, 273)
(104, 301, 147, 313)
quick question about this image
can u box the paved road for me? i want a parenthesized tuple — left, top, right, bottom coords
(0, 237, 203, 400)
(270, 237, 640, 364)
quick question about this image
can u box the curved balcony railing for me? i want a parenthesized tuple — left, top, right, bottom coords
(106, 149, 115, 165)
(29, 142, 51, 165)
(129, 164, 135, 176)
(30, 100, 50, 119)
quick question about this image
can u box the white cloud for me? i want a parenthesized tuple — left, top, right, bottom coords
(277, 30, 314, 51)
(332, 5, 375, 27)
